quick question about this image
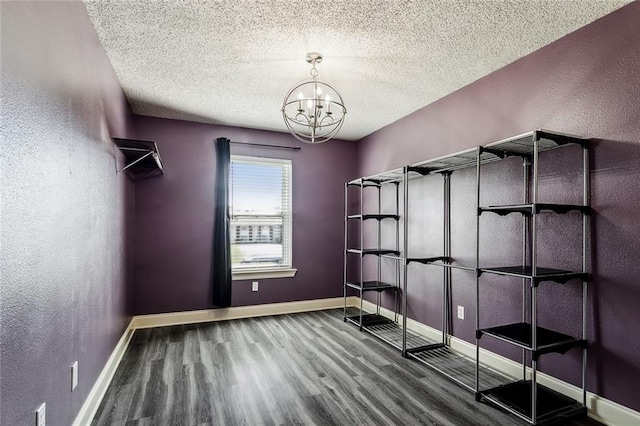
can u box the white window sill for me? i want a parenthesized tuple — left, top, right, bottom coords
(232, 268, 297, 281)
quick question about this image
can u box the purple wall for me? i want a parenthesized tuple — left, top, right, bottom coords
(1, 2, 134, 425)
(356, 2, 640, 412)
(132, 116, 357, 314)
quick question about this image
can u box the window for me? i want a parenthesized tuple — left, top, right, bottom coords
(230, 155, 295, 279)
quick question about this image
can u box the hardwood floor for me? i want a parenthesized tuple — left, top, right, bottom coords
(92, 309, 601, 425)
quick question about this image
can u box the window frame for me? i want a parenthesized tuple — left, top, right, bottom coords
(229, 155, 296, 280)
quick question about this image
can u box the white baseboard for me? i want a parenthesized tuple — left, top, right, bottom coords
(75, 297, 356, 424)
(360, 299, 640, 426)
(73, 320, 135, 426)
(131, 296, 354, 329)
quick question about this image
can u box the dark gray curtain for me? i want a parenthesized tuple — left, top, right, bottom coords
(212, 137, 232, 307)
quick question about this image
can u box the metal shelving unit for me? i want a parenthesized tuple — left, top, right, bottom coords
(112, 137, 164, 182)
(474, 130, 590, 425)
(341, 130, 590, 425)
(343, 169, 434, 353)
(402, 148, 511, 391)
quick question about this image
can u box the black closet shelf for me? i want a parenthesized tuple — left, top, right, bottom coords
(407, 256, 450, 265)
(479, 203, 590, 216)
(478, 322, 585, 358)
(347, 214, 400, 221)
(112, 137, 164, 182)
(479, 380, 586, 424)
(347, 249, 401, 256)
(345, 313, 393, 327)
(436, 263, 476, 272)
(479, 265, 587, 285)
(346, 281, 398, 292)
(407, 256, 476, 272)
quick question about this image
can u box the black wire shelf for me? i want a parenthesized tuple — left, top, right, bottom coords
(478, 322, 585, 360)
(479, 265, 587, 286)
(347, 214, 400, 221)
(407, 256, 476, 272)
(345, 281, 398, 292)
(479, 203, 590, 216)
(347, 249, 401, 256)
(345, 313, 393, 328)
(406, 256, 450, 265)
(479, 380, 586, 424)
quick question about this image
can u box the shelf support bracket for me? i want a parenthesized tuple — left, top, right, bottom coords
(118, 151, 154, 173)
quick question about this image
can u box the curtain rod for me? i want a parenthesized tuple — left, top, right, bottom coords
(230, 141, 301, 151)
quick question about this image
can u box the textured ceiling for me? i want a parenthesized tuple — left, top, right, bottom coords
(84, 0, 630, 141)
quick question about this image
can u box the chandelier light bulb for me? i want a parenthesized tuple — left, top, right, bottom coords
(296, 92, 303, 111)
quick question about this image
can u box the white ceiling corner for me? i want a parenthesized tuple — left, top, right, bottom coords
(83, 0, 630, 141)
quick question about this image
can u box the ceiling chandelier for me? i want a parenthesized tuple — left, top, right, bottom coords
(282, 52, 346, 144)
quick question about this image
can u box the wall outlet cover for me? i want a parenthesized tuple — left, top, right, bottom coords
(72, 361, 78, 391)
(252, 281, 259, 292)
(457, 305, 465, 320)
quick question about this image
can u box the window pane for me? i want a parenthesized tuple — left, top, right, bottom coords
(230, 156, 291, 271)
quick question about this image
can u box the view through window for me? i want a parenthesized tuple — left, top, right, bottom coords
(230, 155, 292, 272)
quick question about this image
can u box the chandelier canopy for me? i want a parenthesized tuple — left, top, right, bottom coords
(282, 52, 346, 144)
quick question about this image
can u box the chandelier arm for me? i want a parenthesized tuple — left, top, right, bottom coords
(294, 112, 312, 126)
(319, 116, 335, 128)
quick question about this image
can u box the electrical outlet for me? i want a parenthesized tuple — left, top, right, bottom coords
(36, 403, 46, 426)
(252, 281, 259, 292)
(71, 361, 78, 391)
(457, 305, 465, 320)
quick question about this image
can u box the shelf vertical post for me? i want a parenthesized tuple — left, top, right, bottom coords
(475, 148, 481, 394)
(395, 181, 401, 323)
(359, 181, 364, 331)
(344, 182, 348, 321)
(522, 157, 531, 381)
(531, 135, 540, 424)
(402, 167, 409, 357)
(377, 184, 382, 315)
(531, 287, 538, 424)
(443, 172, 451, 344)
(582, 143, 590, 407)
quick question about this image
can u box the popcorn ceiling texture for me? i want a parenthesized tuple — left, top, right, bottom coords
(83, 0, 629, 141)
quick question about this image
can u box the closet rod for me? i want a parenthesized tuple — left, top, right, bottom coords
(230, 141, 301, 151)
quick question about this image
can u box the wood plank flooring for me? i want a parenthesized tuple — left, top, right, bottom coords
(92, 309, 601, 425)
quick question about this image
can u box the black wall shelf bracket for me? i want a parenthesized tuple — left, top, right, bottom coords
(112, 138, 164, 182)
